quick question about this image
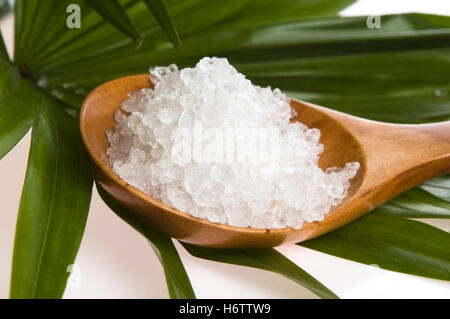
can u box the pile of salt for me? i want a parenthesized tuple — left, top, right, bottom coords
(107, 57, 359, 229)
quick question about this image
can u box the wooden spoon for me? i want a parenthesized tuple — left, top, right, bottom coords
(80, 74, 450, 248)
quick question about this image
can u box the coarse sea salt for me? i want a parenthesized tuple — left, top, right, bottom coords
(107, 57, 359, 229)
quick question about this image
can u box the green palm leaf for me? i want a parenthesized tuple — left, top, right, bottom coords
(10, 93, 92, 298)
(84, 0, 142, 44)
(142, 0, 181, 50)
(182, 243, 338, 299)
(17, 12, 450, 125)
(0, 35, 37, 158)
(422, 175, 450, 201)
(300, 214, 450, 281)
(373, 187, 450, 219)
(6, 0, 450, 298)
(0, 73, 38, 159)
(0, 0, 10, 18)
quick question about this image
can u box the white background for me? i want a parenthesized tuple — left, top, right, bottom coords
(1, 0, 450, 299)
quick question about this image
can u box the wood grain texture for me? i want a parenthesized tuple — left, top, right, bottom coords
(80, 75, 450, 248)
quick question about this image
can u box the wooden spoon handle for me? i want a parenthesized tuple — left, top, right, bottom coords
(351, 120, 450, 208)
(413, 121, 450, 157)
(293, 101, 450, 202)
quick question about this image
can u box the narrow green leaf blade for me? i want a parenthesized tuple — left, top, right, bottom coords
(142, 0, 181, 50)
(97, 184, 195, 299)
(0, 77, 37, 159)
(84, 0, 142, 43)
(0, 0, 11, 18)
(0, 31, 37, 159)
(373, 187, 450, 219)
(300, 214, 450, 281)
(422, 175, 450, 201)
(10, 95, 93, 298)
(217, 0, 357, 30)
(182, 244, 338, 299)
(27, 13, 450, 126)
(0, 29, 8, 61)
(18, 0, 358, 86)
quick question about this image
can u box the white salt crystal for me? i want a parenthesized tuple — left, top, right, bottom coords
(107, 57, 359, 229)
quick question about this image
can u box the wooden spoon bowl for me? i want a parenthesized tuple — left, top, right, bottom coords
(80, 75, 450, 248)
